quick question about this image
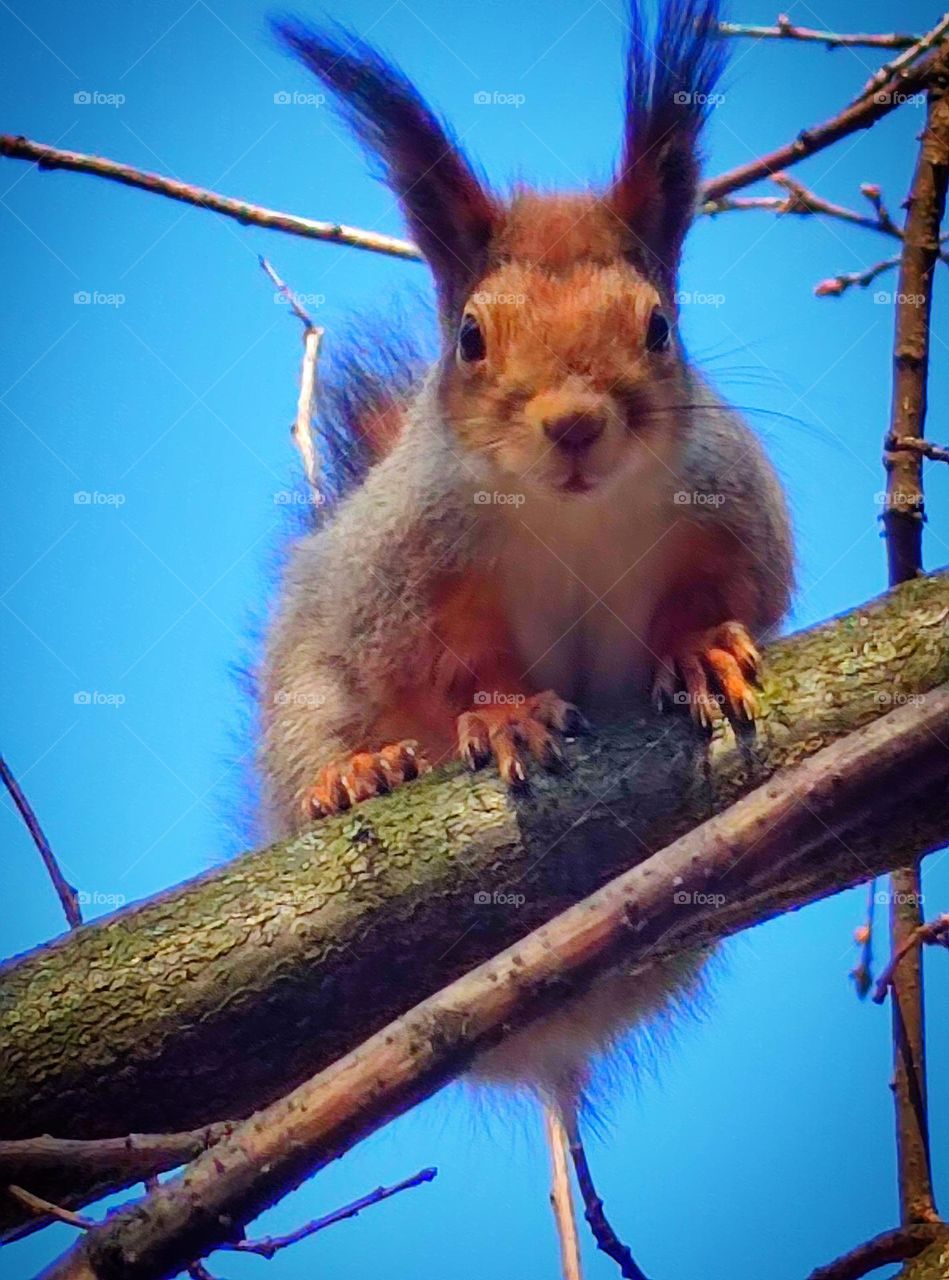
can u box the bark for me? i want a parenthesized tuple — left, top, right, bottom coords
(35, 685, 949, 1280)
(2, 573, 948, 1241)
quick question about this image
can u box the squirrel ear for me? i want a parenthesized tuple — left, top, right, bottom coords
(607, 0, 725, 293)
(273, 17, 498, 320)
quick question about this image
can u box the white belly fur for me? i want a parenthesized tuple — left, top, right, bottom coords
(474, 464, 708, 1100)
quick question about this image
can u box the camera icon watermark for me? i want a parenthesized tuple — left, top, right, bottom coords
(473, 490, 526, 507)
(673, 490, 726, 507)
(473, 90, 526, 108)
(274, 89, 327, 107)
(472, 691, 527, 707)
(474, 889, 526, 907)
(74, 291, 126, 307)
(74, 90, 125, 107)
(74, 491, 126, 506)
(673, 90, 725, 107)
(673, 889, 726, 906)
(74, 691, 127, 707)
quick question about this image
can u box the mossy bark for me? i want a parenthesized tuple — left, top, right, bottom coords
(1, 575, 947, 1219)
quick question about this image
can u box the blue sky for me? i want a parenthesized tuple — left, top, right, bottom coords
(1, 2, 947, 1278)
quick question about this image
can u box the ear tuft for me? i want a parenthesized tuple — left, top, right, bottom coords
(272, 15, 498, 321)
(609, 0, 726, 292)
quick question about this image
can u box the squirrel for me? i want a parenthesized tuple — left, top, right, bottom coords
(259, 0, 793, 1238)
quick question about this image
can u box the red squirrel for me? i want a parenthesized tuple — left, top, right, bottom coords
(260, 2, 793, 840)
(260, 8, 794, 1264)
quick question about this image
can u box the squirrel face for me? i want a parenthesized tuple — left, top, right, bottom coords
(438, 195, 687, 499)
(275, 2, 726, 492)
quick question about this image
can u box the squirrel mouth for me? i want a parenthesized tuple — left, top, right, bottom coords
(559, 469, 594, 494)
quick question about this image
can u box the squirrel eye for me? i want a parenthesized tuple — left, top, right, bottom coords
(646, 307, 672, 353)
(457, 313, 486, 363)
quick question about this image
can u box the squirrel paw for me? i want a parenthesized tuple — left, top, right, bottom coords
(654, 621, 760, 728)
(457, 690, 589, 788)
(302, 740, 428, 819)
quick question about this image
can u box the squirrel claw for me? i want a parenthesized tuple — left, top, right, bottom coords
(303, 740, 428, 820)
(656, 621, 760, 728)
(457, 690, 581, 788)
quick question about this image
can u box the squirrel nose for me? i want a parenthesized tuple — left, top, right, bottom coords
(542, 413, 606, 453)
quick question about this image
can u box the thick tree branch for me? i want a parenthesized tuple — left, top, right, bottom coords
(37, 684, 949, 1280)
(0, 574, 947, 1243)
(807, 1225, 949, 1280)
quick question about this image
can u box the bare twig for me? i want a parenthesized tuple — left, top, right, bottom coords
(222, 1167, 436, 1259)
(703, 40, 949, 202)
(815, 256, 902, 297)
(873, 914, 949, 1004)
(850, 880, 876, 999)
(880, 61, 949, 1234)
(257, 257, 323, 496)
(564, 1110, 647, 1280)
(38, 689, 949, 1280)
(0, 754, 81, 928)
(702, 173, 908, 238)
(0, 1125, 235, 1242)
(806, 1224, 949, 1280)
(6, 1187, 94, 1231)
(545, 1107, 584, 1280)
(860, 15, 949, 104)
(0, 135, 422, 262)
(886, 435, 949, 464)
(715, 18, 925, 52)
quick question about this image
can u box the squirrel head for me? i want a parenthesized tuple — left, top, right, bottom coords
(275, 0, 724, 499)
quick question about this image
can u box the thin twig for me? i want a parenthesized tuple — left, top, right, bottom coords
(703, 39, 949, 202)
(565, 1112, 647, 1280)
(850, 880, 876, 998)
(702, 173, 906, 237)
(886, 435, 949, 464)
(715, 19, 925, 52)
(0, 754, 81, 928)
(0, 135, 422, 262)
(6, 1186, 95, 1231)
(860, 14, 949, 104)
(258, 256, 324, 497)
(873, 914, 949, 1004)
(545, 1105, 584, 1280)
(223, 1167, 436, 1258)
(806, 1224, 949, 1280)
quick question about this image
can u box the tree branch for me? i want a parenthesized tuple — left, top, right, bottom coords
(2, 573, 949, 1243)
(715, 19, 926, 52)
(807, 1225, 949, 1280)
(37, 683, 949, 1280)
(0, 135, 422, 262)
(0, 754, 81, 928)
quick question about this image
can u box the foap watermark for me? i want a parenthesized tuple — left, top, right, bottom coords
(873, 489, 922, 507)
(673, 90, 724, 107)
(272, 690, 325, 708)
(275, 291, 326, 308)
(673, 888, 726, 907)
(74, 691, 126, 707)
(873, 690, 926, 708)
(474, 889, 526, 907)
(74, 290, 126, 307)
(875, 889, 925, 908)
(274, 90, 327, 107)
(473, 90, 526, 108)
(77, 889, 127, 908)
(873, 290, 926, 306)
(74, 90, 125, 108)
(473, 490, 526, 507)
(74, 490, 126, 506)
(273, 489, 319, 506)
(873, 91, 925, 107)
(473, 690, 526, 707)
(675, 289, 725, 308)
(470, 290, 526, 306)
(673, 490, 726, 507)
